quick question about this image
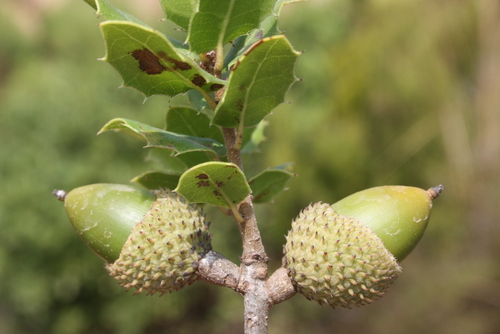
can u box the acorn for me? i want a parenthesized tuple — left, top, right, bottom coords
(58, 183, 212, 295)
(283, 185, 442, 308)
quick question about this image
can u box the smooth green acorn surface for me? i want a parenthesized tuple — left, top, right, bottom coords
(331, 185, 441, 262)
(64, 183, 156, 263)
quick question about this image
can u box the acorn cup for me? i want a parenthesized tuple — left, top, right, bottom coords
(283, 185, 442, 308)
(59, 183, 212, 295)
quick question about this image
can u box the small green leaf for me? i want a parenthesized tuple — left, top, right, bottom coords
(98, 118, 226, 158)
(212, 36, 300, 128)
(159, 0, 196, 30)
(241, 120, 268, 154)
(249, 165, 295, 203)
(100, 21, 225, 98)
(131, 170, 181, 190)
(188, 0, 275, 54)
(166, 106, 224, 144)
(174, 162, 250, 207)
(147, 141, 221, 174)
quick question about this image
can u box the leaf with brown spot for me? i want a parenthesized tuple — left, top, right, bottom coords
(174, 162, 250, 208)
(100, 21, 225, 97)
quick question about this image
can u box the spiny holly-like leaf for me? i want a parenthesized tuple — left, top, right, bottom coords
(225, 14, 278, 70)
(188, 0, 275, 54)
(166, 106, 224, 144)
(174, 162, 250, 207)
(98, 118, 226, 158)
(131, 170, 180, 190)
(213, 35, 300, 128)
(99, 21, 225, 98)
(159, 0, 196, 30)
(225, 0, 305, 69)
(249, 164, 295, 203)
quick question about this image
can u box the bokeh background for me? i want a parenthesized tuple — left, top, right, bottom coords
(1, 0, 499, 333)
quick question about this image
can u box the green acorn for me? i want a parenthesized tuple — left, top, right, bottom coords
(59, 183, 212, 295)
(332, 185, 442, 262)
(283, 185, 442, 308)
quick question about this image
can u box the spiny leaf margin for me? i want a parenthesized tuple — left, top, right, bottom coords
(212, 35, 300, 128)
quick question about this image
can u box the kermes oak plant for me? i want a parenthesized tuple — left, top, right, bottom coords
(54, 1, 443, 333)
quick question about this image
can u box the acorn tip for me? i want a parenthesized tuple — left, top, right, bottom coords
(427, 185, 443, 199)
(53, 189, 67, 202)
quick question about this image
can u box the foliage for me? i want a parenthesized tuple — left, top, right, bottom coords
(85, 0, 300, 208)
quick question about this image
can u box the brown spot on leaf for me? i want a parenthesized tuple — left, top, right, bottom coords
(216, 181, 224, 188)
(130, 49, 192, 74)
(196, 180, 210, 188)
(211, 83, 224, 91)
(236, 99, 244, 111)
(213, 190, 221, 197)
(192, 74, 207, 87)
(130, 48, 167, 75)
(196, 173, 209, 180)
(168, 57, 192, 71)
(156, 50, 191, 70)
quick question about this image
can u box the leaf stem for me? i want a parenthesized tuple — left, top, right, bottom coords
(214, 42, 225, 77)
(222, 127, 243, 168)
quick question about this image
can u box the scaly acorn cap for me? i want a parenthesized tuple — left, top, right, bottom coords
(106, 188, 212, 295)
(283, 203, 402, 308)
(62, 183, 212, 295)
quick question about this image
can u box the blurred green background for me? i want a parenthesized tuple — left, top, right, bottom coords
(1, 0, 499, 333)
